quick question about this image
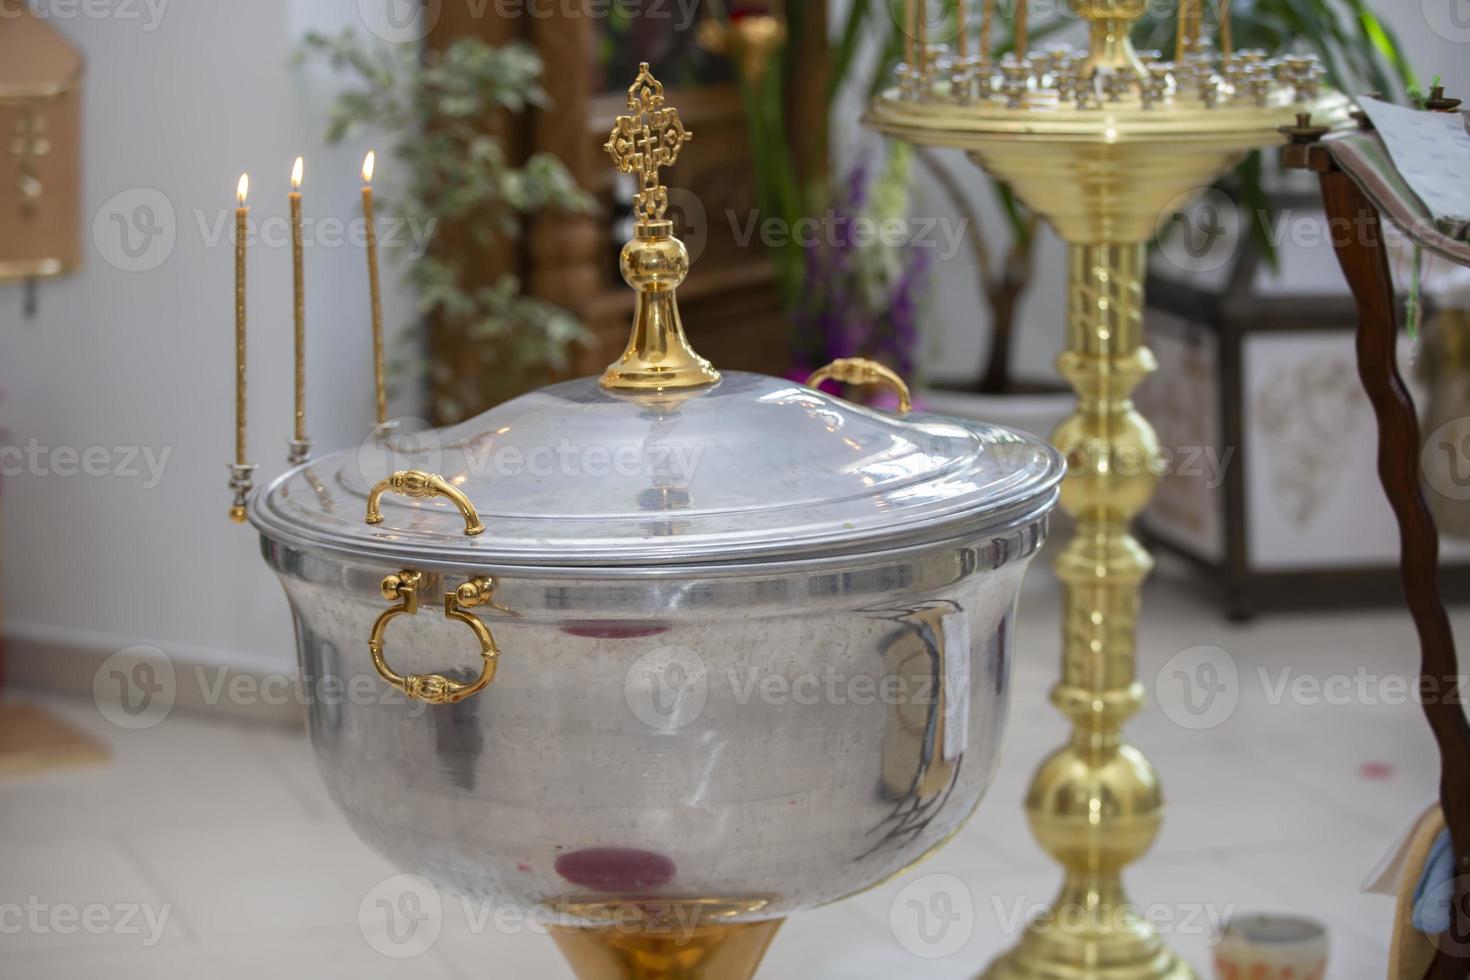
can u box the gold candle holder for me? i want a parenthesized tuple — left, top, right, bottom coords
(229, 172, 256, 523)
(288, 156, 311, 466)
(362, 151, 387, 430)
(866, 3, 1351, 978)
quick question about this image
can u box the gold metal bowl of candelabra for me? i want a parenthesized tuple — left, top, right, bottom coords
(867, 3, 1349, 979)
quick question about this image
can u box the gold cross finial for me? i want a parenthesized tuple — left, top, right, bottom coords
(604, 63, 692, 226)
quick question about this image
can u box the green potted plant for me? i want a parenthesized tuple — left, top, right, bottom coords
(298, 29, 594, 422)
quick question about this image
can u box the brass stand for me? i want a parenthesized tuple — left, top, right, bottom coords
(551, 920, 784, 980)
(985, 242, 1185, 980)
(864, 4, 1352, 976)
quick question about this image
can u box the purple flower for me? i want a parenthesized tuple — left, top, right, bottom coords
(792, 153, 929, 385)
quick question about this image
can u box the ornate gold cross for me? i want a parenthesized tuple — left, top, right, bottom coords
(604, 62, 692, 226)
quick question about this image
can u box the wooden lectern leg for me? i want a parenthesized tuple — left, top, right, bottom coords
(1318, 166, 1470, 980)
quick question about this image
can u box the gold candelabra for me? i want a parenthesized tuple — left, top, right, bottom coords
(867, 3, 1348, 978)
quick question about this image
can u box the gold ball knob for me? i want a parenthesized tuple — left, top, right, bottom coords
(621, 226, 689, 293)
(381, 575, 404, 601)
(229, 505, 247, 524)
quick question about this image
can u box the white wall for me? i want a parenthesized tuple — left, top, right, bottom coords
(0, 1, 419, 674)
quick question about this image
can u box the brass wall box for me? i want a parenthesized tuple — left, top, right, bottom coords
(0, 3, 83, 292)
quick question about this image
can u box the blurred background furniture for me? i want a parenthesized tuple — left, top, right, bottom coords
(1142, 186, 1470, 619)
(0, 1, 84, 315)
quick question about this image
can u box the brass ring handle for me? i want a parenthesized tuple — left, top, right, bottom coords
(806, 358, 913, 416)
(368, 570, 500, 706)
(365, 470, 485, 537)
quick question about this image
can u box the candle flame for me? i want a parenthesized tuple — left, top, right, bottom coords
(291, 156, 304, 191)
(237, 173, 249, 205)
(362, 151, 376, 185)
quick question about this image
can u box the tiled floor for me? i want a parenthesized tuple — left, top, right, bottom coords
(1, 565, 1457, 979)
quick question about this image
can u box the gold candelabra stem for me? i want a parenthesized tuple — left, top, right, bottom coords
(1076, 0, 1148, 79)
(983, 244, 1184, 980)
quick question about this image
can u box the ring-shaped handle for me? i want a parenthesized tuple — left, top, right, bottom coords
(368, 571, 500, 706)
(366, 470, 485, 537)
(806, 358, 913, 416)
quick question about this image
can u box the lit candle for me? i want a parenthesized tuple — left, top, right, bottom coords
(1014, 0, 1027, 59)
(362, 151, 386, 428)
(289, 156, 308, 462)
(231, 172, 251, 523)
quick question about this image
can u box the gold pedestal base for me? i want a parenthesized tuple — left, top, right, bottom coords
(982, 878, 1195, 980)
(551, 919, 783, 980)
(985, 942, 1194, 980)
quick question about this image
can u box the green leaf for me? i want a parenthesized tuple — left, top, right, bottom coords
(298, 27, 590, 403)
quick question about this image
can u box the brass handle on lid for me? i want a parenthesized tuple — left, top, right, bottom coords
(365, 470, 485, 537)
(806, 358, 913, 416)
(369, 571, 501, 706)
